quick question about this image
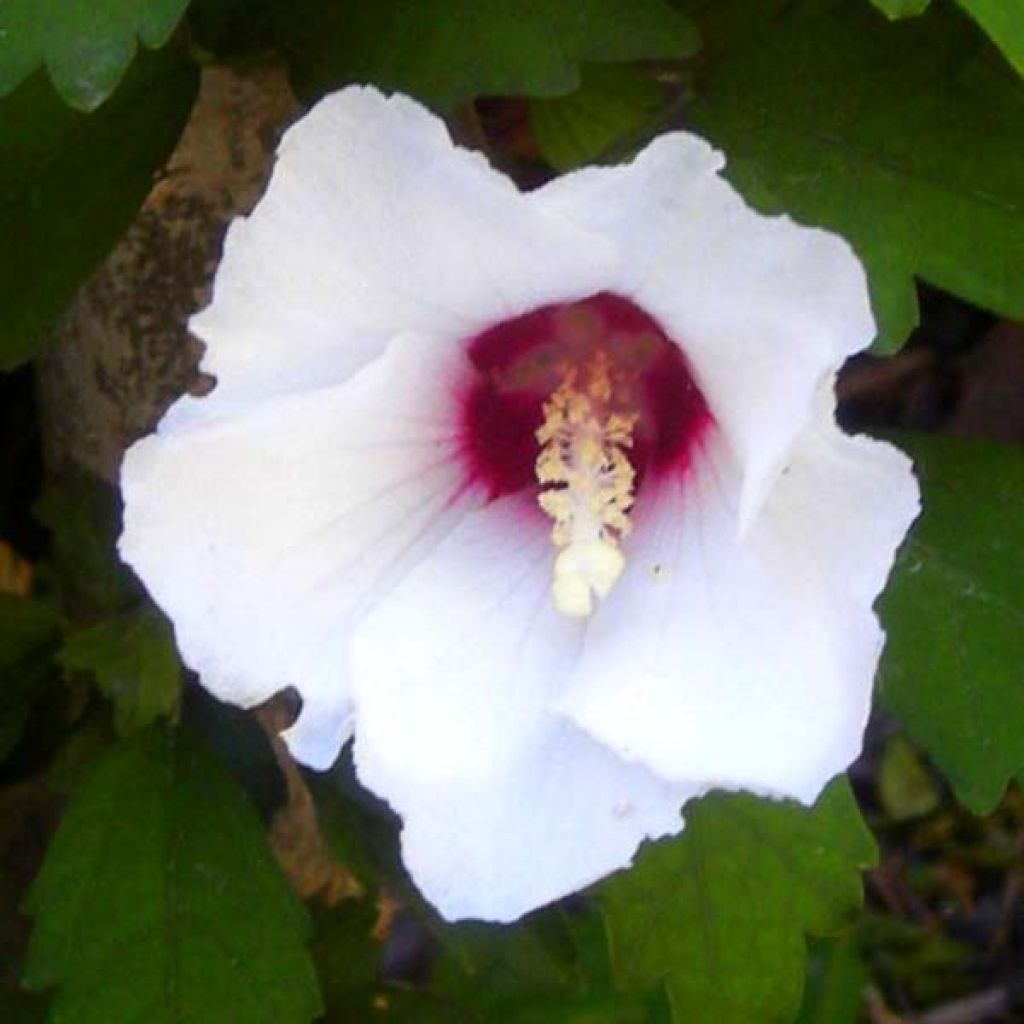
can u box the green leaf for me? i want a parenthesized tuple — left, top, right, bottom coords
(34, 473, 137, 618)
(0, 0, 189, 111)
(858, 911, 971, 1006)
(876, 735, 939, 822)
(957, 2, 1024, 77)
(795, 935, 868, 1024)
(182, 686, 287, 821)
(433, 918, 583, 1004)
(491, 991, 670, 1023)
(46, 706, 117, 794)
(274, 0, 698, 109)
(599, 779, 875, 1024)
(868, 2, 1024, 77)
(372, 988, 669, 1024)
(530, 63, 665, 171)
(0, 595, 61, 761)
(307, 901, 381, 1022)
(0, 49, 198, 371)
(878, 433, 1024, 813)
(869, 0, 931, 17)
(60, 608, 181, 736)
(688, 0, 1024, 352)
(23, 728, 322, 1023)
(426, 910, 669, 1024)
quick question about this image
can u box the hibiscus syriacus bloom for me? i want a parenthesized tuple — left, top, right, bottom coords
(120, 87, 919, 922)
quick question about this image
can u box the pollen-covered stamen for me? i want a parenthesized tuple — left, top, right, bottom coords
(535, 352, 638, 617)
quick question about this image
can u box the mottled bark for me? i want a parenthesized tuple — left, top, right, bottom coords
(37, 64, 299, 483)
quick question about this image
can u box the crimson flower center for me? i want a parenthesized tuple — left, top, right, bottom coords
(462, 292, 711, 502)
(460, 293, 712, 616)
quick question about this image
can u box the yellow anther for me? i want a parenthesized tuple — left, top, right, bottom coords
(535, 354, 637, 618)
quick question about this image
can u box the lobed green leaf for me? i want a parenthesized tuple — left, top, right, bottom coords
(60, 607, 181, 737)
(794, 935, 868, 1024)
(875, 735, 940, 822)
(599, 779, 875, 1024)
(23, 728, 322, 1022)
(530, 64, 666, 172)
(0, 0, 189, 111)
(869, 1, 1024, 77)
(878, 433, 1024, 813)
(868, 0, 932, 17)
(273, 0, 698, 110)
(422, 911, 669, 1023)
(956, 1, 1024, 77)
(0, 49, 197, 372)
(686, 0, 1024, 353)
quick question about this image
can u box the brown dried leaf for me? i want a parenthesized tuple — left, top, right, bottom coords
(256, 700, 363, 907)
(0, 541, 32, 597)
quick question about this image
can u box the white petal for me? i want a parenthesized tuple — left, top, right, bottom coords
(120, 334, 480, 769)
(559, 419, 918, 804)
(398, 724, 692, 923)
(350, 494, 690, 921)
(188, 86, 617, 420)
(534, 133, 875, 528)
(769, 390, 920, 609)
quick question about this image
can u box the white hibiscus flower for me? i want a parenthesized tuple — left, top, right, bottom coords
(119, 86, 919, 923)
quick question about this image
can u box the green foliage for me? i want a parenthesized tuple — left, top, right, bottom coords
(421, 912, 668, 1023)
(957, 2, 1024, 76)
(307, 901, 381, 1022)
(869, 0, 932, 18)
(0, 0, 190, 111)
(2, 3, 1023, 1021)
(687, 0, 1024, 352)
(794, 936, 868, 1024)
(0, 595, 60, 761)
(530, 64, 666, 171)
(60, 608, 181, 736)
(0, 50, 197, 371)
(23, 728, 322, 1023)
(598, 779, 875, 1024)
(310, 763, 669, 1021)
(433, 915, 594, 1007)
(181, 687, 287, 821)
(858, 911, 973, 1006)
(34, 475, 137, 617)
(0, 990, 48, 1024)
(45, 706, 118, 794)
(273, 0, 697, 109)
(879, 434, 1024, 813)
(868, 1, 1024, 77)
(876, 735, 940, 822)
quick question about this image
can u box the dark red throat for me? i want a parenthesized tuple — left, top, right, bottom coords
(460, 292, 712, 501)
